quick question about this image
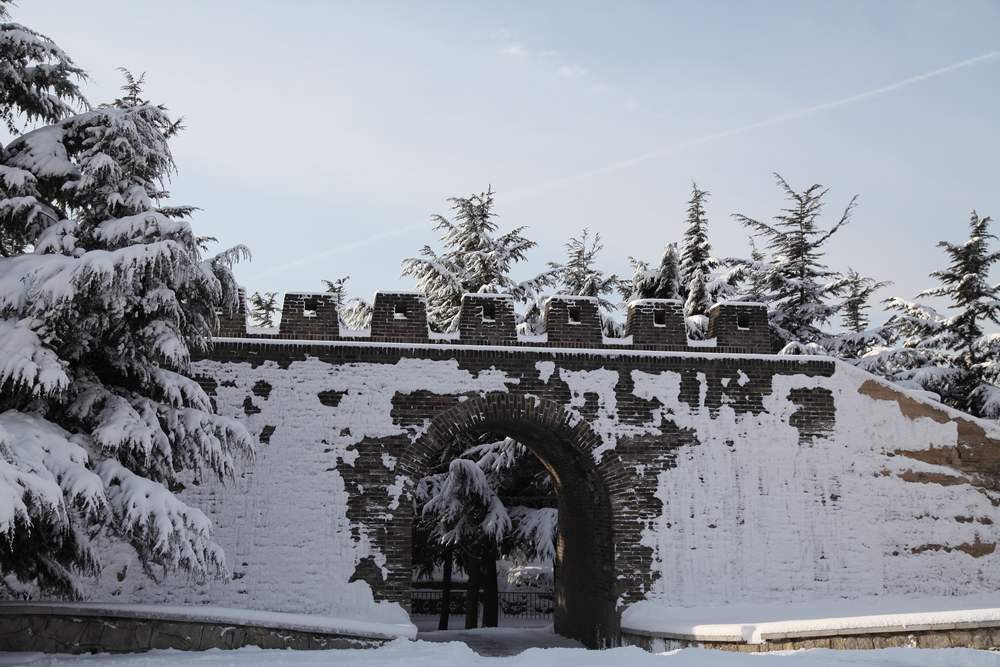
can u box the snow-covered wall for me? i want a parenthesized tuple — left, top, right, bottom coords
(637, 361, 1000, 607)
(84, 336, 1000, 637)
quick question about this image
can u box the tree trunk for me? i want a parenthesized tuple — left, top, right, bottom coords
(481, 547, 499, 627)
(437, 548, 453, 631)
(464, 551, 481, 629)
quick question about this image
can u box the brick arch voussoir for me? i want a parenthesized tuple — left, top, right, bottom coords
(400, 394, 625, 486)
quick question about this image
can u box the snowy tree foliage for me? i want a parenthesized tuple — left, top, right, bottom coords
(340, 297, 373, 331)
(550, 228, 622, 334)
(413, 433, 557, 628)
(733, 174, 856, 346)
(401, 187, 556, 332)
(679, 182, 713, 307)
(920, 212, 1000, 359)
(856, 212, 1000, 418)
(625, 242, 682, 302)
(723, 237, 770, 304)
(684, 269, 712, 319)
(0, 56, 252, 597)
(415, 438, 555, 558)
(551, 229, 619, 310)
(812, 269, 893, 361)
(840, 269, 891, 333)
(248, 292, 279, 328)
(0, 1, 86, 138)
(321, 276, 349, 307)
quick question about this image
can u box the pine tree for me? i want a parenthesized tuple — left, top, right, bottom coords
(920, 212, 1000, 365)
(862, 212, 1000, 418)
(625, 243, 682, 302)
(341, 298, 374, 330)
(248, 291, 279, 328)
(322, 276, 350, 308)
(684, 269, 712, 318)
(840, 269, 891, 333)
(401, 187, 556, 332)
(0, 1, 86, 136)
(733, 174, 856, 346)
(414, 436, 556, 629)
(0, 63, 252, 596)
(679, 182, 713, 295)
(0, 2, 87, 256)
(551, 229, 621, 334)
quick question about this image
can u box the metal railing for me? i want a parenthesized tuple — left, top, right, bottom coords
(410, 589, 554, 619)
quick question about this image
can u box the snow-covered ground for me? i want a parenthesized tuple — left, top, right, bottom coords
(4, 636, 998, 666)
(412, 614, 552, 633)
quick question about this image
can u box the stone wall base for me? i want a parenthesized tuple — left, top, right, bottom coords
(623, 628, 1000, 653)
(0, 614, 389, 653)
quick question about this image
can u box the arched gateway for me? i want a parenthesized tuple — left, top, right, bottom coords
(83, 290, 1000, 649)
(403, 395, 619, 645)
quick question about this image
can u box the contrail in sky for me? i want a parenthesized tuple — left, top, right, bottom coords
(249, 50, 999, 280)
(506, 50, 1000, 200)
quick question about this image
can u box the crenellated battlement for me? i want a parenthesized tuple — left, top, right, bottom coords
(218, 289, 774, 354)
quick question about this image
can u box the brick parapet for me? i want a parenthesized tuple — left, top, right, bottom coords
(215, 289, 776, 355)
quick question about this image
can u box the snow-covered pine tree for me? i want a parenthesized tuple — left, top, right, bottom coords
(921, 212, 1000, 364)
(733, 174, 857, 347)
(722, 236, 770, 304)
(678, 182, 713, 303)
(413, 435, 556, 629)
(321, 275, 373, 331)
(248, 291, 279, 328)
(553, 229, 619, 307)
(0, 1, 87, 257)
(855, 298, 958, 399)
(0, 63, 252, 597)
(625, 242, 682, 301)
(417, 440, 511, 629)
(341, 297, 374, 330)
(550, 228, 622, 334)
(684, 269, 712, 318)
(840, 268, 891, 333)
(401, 187, 556, 332)
(819, 269, 891, 360)
(321, 276, 349, 308)
(859, 212, 1000, 417)
(0, 1, 86, 137)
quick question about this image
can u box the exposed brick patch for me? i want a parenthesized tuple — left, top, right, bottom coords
(788, 387, 835, 442)
(242, 396, 261, 416)
(349, 556, 387, 587)
(259, 425, 275, 444)
(251, 380, 272, 398)
(317, 390, 347, 407)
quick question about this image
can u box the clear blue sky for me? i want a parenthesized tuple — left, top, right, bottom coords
(14, 1, 1000, 325)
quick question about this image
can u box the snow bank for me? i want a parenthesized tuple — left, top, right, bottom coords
(622, 595, 1000, 644)
(0, 602, 416, 641)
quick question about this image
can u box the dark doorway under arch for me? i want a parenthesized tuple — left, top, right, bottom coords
(401, 395, 618, 648)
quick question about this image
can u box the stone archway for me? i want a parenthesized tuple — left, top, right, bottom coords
(398, 394, 619, 648)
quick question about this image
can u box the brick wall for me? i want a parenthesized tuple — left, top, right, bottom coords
(91, 289, 1000, 650)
